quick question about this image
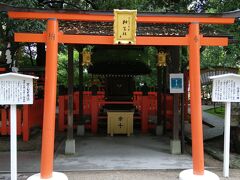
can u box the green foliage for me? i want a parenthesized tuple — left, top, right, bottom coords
(204, 106, 225, 119)
(58, 49, 81, 87)
(135, 47, 158, 87)
(201, 46, 240, 68)
(0, 1, 45, 65)
(205, 0, 240, 13)
(200, 0, 240, 69)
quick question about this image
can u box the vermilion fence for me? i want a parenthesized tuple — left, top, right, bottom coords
(0, 108, 22, 136)
(22, 99, 44, 141)
(0, 99, 44, 141)
(0, 92, 174, 140)
(58, 91, 174, 133)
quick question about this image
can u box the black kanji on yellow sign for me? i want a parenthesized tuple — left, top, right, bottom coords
(114, 9, 137, 44)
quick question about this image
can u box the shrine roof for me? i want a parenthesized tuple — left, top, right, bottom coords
(88, 60, 151, 76)
(200, 67, 239, 85)
(59, 21, 227, 37)
(87, 46, 151, 75)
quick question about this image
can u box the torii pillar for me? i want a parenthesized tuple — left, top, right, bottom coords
(27, 19, 68, 180)
(179, 23, 219, 180)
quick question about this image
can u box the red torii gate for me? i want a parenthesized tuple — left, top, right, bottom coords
(8, 9, 235, 180)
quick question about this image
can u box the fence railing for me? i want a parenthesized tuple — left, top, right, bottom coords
(0, 98, 44, 141)
(58, 91, 174, 133)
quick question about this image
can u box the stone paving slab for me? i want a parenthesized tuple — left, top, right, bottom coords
(186, 105, 224, 140)
(54, 136, 193, 171)
(0, 135, 192, 173)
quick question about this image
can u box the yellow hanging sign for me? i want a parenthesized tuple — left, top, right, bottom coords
(157, 52, 167, 66)
(82, 49, 92, 66)
(114, 9, 137, 45)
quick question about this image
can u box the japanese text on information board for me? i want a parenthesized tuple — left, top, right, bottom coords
(212, 79, 240, 102)
(0, 79, 33, 105)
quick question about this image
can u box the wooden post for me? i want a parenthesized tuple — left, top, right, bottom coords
(163, 66, 167, 134)
(181, 93, 185, 153)
(58, 96, 65, 131)
(1, 109, 7, 135)
(157, 66, 162, 125)
(171, 46, 180, 141)
(78, 48, 84, 124)
(91, 95, 98, 134)
(188, 22, 204, 175)
(67, 45, 74, 140)
(22, 105, 29, 142)
(141, 95, 149, 133)
(40, 18, 59, 179)
(17, 109, 22, 135)
(184, 71, 189, 122)
(173, 94, 179, 140)
(180, 47, 185, 153)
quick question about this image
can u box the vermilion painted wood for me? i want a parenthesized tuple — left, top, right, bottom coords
(200, 36, 228, 46)
(0, 67, 6, 72)
(141, 96, 149, 133)
(58, 96, 65, 131)
(8, 12, 113, 22)
(137, 16, 235, 24)
(40, 19, 59, 179)
(0, 109, 7, 135)
(17, 109, 22, 135)
(22, 105, 29, 142)
(91, 96, 98, 134)
(14, 33, 229, 46)
(189, 23, 204, 175)
(0, 109, 22, 136)
(22, 100, 44, 141)
(8, 11, 235, 24)
(57, 92, 173, 133)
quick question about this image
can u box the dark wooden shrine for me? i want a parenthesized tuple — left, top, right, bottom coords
(105, 76, 134, 102)
(87, 47, 151, 135)
(88, 46, 150, 109)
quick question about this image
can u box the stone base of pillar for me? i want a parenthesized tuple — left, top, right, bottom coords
(179, 169, 219, 180)
(77, 125, 85, 136)
(170, 139, 181, 154)
(65, 139, 75, 154)
(156, 125, 163, 136)
(27, 172, 68, 180)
